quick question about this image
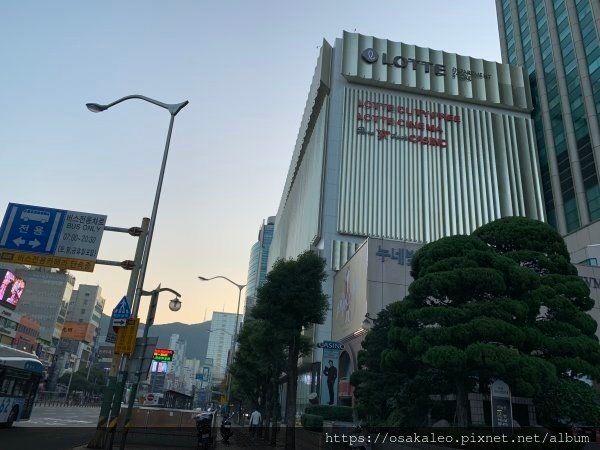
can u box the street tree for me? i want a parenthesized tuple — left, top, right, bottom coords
(353, 217, 600, 427)
(252, 250, 328, 450)
(229, 318, 286, 443)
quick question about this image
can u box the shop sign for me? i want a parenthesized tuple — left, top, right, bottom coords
(361, 48, 491, 82)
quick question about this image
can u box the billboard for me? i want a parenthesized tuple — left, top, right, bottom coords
(151, 360, 169, 373)
(0, 269, 25, 310)
(319, 341, 343, 406)
(152, 348, 174, 362)
(332, 243, 368, 341)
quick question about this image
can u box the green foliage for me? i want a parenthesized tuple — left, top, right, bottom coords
(58, 366, 107, 395)
(536, 378, 600, 427)
(304, 405, 353, 422)
(229, 319, 286, 408)
(352, 217, 600, 429)
(248, 250, 328, 447)
(252, 251, 329, 333)
(300, 413, 323, 431)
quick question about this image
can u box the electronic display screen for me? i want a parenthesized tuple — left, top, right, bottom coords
(0, 269, 25, 310)
(152, 348, 174, 362)
(151, 360, 169, 373)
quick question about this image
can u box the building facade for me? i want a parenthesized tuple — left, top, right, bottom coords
(268, 32, 546, 411)
(64, 285, 105, 343)
(495, 0, 600, 335)
(0, 307, 22, 347)
(15, 315, 40, 353)
(496, 0, 600, 236)
(9, 266, 75, 363)
(205, 312, 242, 383)
(244, 216, 275, 320)
(165, 333, 187, 392)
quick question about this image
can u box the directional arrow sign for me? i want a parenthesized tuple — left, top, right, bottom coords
(12, 237, 25, 247)
(113, 318, 127, 327)
(0, 203, 107, 273)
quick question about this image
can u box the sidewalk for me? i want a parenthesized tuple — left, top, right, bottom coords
(69, 425, 285, 450)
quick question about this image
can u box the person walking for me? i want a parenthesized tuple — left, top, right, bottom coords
(249, 407, 262, 437)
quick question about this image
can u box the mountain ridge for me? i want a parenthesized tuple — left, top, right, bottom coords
(99, 314, 211, 361)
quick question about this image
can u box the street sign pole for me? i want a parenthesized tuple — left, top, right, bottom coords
(87, 217, 149, 449)
(119, 289, 159, 450)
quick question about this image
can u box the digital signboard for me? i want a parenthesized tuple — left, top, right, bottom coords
(152, 348, 174, 362)
(0, 269, 25, 310)
(150, 361, 169, 373)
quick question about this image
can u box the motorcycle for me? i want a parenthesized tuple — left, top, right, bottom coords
(220, 413, 233, 444)
(194, 411, 214, 449)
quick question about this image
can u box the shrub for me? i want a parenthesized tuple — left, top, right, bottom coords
(301, 413, 323, 432)
(304, 405, 353, 422)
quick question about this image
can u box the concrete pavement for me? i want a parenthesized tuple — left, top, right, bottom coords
(67, 425, 285, 450)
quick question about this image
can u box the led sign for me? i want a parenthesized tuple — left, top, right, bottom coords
(152, 348, 174, 362)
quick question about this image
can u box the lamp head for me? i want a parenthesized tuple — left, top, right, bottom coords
(86, 103, 107, 113)
(169, 297, 182, 312)
(198, 276, 208, 281)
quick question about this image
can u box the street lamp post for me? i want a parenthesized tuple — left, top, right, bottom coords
(197, 276, 245, 414)
(86, 95, 187, 447)
(86, 95, 188, 316)
(119, 285, 182, 450)
(65, 355, 82, 404)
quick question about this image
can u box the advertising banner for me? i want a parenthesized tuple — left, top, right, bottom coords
(491, 379, 513, 430)
(319, 341, 344, 405)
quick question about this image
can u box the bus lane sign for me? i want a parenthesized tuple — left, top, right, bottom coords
(0, 203, 106, 272)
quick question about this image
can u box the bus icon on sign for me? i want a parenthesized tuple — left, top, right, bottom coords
(20, 209, 50, 223)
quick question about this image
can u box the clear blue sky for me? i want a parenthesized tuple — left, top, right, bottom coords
(0, 1, 500, 325)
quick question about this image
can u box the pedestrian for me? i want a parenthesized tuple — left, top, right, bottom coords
(249, 407, 261, 437)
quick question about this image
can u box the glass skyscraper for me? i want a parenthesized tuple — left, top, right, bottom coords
(496, 0, 600, 236)
(243, 216, 275, 320)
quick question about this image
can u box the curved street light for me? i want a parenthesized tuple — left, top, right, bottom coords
(86, 95, 189, 317)
(197, 275, 245, 413)
(87, 94, 188, 450)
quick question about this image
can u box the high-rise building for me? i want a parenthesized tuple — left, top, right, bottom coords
(59, 285, 105, 370)
(205, 312, 241, 383)
(495, 0, 600, 257)
(268, 31, 545, 410)
(244, 216, 275, 320)
(165, 333, 187, 392)
(8, 266, 75, 363)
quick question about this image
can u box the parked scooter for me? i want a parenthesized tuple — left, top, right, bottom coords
(194, 411, 214, 449)
(220, 413, 233, 444)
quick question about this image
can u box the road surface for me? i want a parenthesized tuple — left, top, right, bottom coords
(0, 406, 100, 450)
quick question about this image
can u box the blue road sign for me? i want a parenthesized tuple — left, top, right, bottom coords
(0, 203, 66, 255)
(112, 296, 131, 320)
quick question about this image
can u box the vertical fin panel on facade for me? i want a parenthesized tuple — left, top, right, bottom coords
(338, 87, 544, 242)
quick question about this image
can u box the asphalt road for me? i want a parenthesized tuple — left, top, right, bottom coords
(0, 406, 100, 450)
(19, 405, 101, 427)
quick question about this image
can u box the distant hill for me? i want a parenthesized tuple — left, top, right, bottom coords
(99, 314, 211, 361)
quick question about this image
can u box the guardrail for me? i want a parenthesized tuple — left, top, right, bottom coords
(34, 400, 102, 407)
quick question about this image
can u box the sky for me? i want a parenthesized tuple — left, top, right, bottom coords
(0, 1, 501, 325)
